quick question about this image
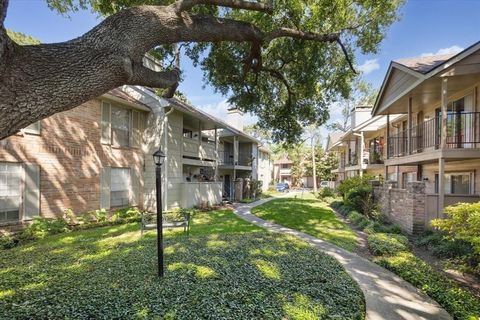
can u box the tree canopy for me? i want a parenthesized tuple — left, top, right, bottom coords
(0, 0, 403, 141)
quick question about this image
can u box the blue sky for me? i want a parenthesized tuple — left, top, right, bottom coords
(4, 0, 480, 137)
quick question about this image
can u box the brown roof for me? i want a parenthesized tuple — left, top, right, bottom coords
(274, 159, 293, 165)
(107, 88, 151, 109)
(394, 53, 455, 74)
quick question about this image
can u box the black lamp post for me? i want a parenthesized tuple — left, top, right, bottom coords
(153, 148, 166, 277)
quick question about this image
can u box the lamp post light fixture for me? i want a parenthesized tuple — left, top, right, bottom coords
(153, 148, 166, 277)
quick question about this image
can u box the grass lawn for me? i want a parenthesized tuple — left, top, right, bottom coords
(0, 209, 364, 319)
(251, 195, 358, 251)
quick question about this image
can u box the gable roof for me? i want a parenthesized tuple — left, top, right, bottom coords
(394, 54, 455, 74)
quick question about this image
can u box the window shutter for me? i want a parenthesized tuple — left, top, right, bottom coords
(23, 163, 40, 220)
(130, 166, 140, 206)
(101, 101, 111, 144)
(100, 167, 111, 209)
(131, 110, 140, 148)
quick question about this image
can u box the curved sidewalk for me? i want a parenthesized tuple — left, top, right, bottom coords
(234, 198, 451, 320)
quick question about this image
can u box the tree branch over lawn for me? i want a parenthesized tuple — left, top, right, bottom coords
(0, 0, 402, 140)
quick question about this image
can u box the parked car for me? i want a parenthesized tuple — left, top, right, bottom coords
(319, 181, 334, 188)
(276, 182, 290, 192)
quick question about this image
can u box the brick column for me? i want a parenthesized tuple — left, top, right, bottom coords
(406, 181, 426, 234)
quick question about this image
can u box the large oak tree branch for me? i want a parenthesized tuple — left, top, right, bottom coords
(0, 1, 355, 139)
(175, 0, 273, 14)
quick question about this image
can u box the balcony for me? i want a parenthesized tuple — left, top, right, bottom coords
(387, 112, 480, 158)
(183, 138, 216, 160)
(218, 151, 253, 167)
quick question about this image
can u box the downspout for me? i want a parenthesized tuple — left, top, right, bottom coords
(163, 106, 175, 211)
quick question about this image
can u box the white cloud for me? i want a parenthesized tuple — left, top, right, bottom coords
(197, 99, 258, 127)
(357, 59, 380, 75)
(420, 45, 463, 57)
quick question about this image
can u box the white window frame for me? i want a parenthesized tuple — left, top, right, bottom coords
(435, 171, 474, 195)
(0, 162, 23, 223)
(110, 167, 131, 208)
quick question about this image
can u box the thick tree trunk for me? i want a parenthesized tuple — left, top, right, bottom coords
(0, 0, 346, 139)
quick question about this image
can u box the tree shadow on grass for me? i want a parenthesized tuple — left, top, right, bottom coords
(0, 227, 364, 319)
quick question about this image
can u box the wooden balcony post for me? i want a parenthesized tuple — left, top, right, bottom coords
(214, 127, 218, 181)
(407, 97, 412, 154)
(386, 114, 390, 159)
(440, 78, 448, 149)
(438, 157, 445, 216)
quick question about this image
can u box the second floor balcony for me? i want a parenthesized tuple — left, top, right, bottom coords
(387, 112, 480, 158)
(218, 151, 254, 167)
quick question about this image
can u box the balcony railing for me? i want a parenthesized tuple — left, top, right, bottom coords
(387, 112, 480, 158)
(218, 151, 254, 166)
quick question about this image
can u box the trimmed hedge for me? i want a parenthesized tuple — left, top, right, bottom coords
(377, 252, 480, 320)
(367, 233, 409, 256)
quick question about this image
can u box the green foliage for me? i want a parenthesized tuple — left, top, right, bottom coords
(377, 252, 480, 320)
(348, 211, 370, 229)
(345, 185, 374, 216)
(6, 29, 41, 45)
(62, 208, 76, 225)
(337, 176, 374, 199)
(23, 217, 70, 239)
(431, 202, 480, 255)
(0, 216, 365, 319)
(46, 0, 403, 143)
(367, 233, 409, 256)
(112, 207, 142, 223)
(375, 223, 403, 235)
(0, 233, 17, 250)
(318, 187, 334, 198)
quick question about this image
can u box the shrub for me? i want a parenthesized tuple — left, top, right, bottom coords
(431, 202, 480, 255)
(0, 232, 17, 249)
(345, 185, 373, 215)
(378, 252, 480, 320)
(367, 233, 409, 256)
(23, 217, 70, 239)
(330, 200, 344, 209)
(92, 209, 108, 222)
(62, 208, 77, 225)
(112, 207, 141, 222)
(376, 223, 403, 235)
(81, 211, 96, 224)
(417, 230, 474, 259)
(348, 211, 370, 229)
(318, 187, 334, 198)
(337, 175, 374, 199)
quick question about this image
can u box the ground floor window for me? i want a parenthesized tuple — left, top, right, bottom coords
(402, 172, 416, 188)
(110, 168, 131, 207)
(0, 163, 22, 222)
(435, 172, 473, 194)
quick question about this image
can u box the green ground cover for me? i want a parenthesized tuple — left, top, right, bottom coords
(251, 195, 358, 251)
(0, 209, 364, 319)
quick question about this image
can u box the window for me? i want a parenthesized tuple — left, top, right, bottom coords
(0, 163, 22, 222)
(111, 106, 131, 147)
(281, 164, 290, 169)
(110, 168, 131, 207)
(402, 172, 416, 188)
(183, 129, 193, 139)
(435, 172, 473, 194)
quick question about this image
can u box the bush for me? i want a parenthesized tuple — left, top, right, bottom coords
(348, 211, 370, 229)
(376, 223, 403, 235)
(417, 230, 474, 259)
(431, 202, 480, 255)
(330, 200, 344, 209)
(337, 175, 374, 199)
(318, 187, 334, 198)
(112, 207, 141, 222)
(0, 232, 17, 249)
(378, 252, 480, 320)
(367, 233, 409, 256)
(345, 185, 373, 216)
(22, 217, 70, 239)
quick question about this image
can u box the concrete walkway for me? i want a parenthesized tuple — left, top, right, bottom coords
(234, 198, 451, 320)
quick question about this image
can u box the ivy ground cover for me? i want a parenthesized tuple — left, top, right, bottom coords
(0, 209, 364, 319)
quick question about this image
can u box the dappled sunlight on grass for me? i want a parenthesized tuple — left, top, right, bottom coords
(0, 207, 364, 319)
(254, 259, 281, 280)
(251, 197, 358, 251)
(168, 262, 217, 279)
(283, 293, 327, 320)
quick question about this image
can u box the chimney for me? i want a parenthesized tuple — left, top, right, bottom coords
(350, 105, 372, 129)
(227, 107, 244, 131)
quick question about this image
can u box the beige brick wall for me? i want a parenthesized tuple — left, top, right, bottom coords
(0, 99, 145, 219)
